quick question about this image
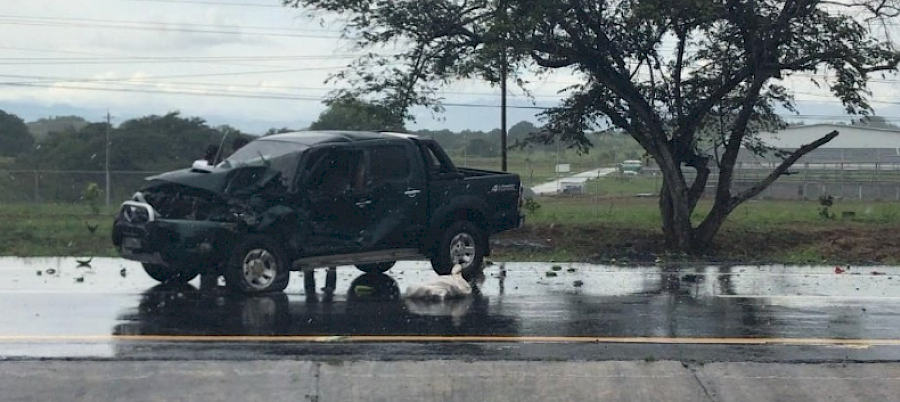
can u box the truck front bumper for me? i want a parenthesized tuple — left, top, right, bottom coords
(112, 201, 237, 269)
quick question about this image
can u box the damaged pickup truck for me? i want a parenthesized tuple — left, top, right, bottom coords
(112, 131, 524, 293)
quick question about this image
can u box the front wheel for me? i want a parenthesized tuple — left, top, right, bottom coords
(225, 235, 290, 294)
(141, 263, 199, 284)
(431, 220, 484, 275)
(355, 261, 396, 274)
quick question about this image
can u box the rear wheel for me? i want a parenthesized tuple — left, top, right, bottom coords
(431, 220, 484, 275)
(355, 261, 396, 274)
(225, 235, 290, 294)
(141, 263, 199, 284)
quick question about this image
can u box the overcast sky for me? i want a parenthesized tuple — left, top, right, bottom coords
(1, 0, 899, 134)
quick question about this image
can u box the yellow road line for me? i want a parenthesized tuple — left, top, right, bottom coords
(0, 335, 898, 346)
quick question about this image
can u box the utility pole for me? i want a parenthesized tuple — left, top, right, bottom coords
(105, 111, 111, 208)
(497, 0, 508, 172)
(500, 49, 508, 172)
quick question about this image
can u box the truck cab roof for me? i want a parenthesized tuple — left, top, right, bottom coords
(263, 130, 419, 146)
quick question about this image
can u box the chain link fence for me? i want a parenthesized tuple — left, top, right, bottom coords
(0, 170, 161, 205)
(4, 161, 900, 206)
(647, 161, 900, 201)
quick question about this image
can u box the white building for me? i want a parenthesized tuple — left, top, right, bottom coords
(742, 123, 900, 163)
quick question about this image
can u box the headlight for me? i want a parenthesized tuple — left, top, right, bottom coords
(120, 201, 157, 223)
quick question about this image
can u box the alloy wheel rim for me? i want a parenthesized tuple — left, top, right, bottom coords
(242, 248, 277, 289)
(449, 232, 476, 269)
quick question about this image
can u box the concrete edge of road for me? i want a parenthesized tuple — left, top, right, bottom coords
(4, 360, 900, 402)
(4, 340, 900, 364)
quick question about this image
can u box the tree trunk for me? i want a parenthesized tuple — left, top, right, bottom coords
(659, 180, 677, 249)
(692, 199, 732, 254)
(659, 176, 694, 253)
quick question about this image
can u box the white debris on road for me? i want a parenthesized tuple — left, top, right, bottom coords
(405, 265, 471, 299)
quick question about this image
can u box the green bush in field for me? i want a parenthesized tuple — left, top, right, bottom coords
(82, 182, 102, 215)
(818, 195, 835, 220)
(523, 197, 541, 215)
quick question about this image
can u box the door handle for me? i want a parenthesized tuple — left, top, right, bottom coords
(355, 199, 372, 207)
(404, 189, 421, 198)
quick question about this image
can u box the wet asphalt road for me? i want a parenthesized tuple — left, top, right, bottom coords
(3, 257, 900, 362)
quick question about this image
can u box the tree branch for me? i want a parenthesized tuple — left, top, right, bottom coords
(732, 130, 839, 205)
(687, 163, 710, 213)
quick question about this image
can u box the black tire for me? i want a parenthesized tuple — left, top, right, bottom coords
(224, 235, 290, 294)
(355, 261, 396, 274)
(141, 263, 200, 284)
(430, 220, 484, 275)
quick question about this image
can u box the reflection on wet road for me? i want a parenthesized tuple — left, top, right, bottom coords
(2, 257, 900, 361)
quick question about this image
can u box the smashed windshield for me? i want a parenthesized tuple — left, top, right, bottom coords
(219, 139, 308, 169)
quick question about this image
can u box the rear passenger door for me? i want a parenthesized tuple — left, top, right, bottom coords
(361, 142, 427, 250)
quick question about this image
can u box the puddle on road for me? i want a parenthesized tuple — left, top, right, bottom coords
(4, 257, 900, 359)
(2, 257, 900, 300)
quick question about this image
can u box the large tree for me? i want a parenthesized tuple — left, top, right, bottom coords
(309, 96, 406, 131)
(0, 110, 33, 158)
(286, 0, 900, 253)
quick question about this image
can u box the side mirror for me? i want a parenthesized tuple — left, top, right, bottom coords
(191, 159, 213, 172)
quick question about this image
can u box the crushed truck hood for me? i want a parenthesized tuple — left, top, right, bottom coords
(144, 165, 275, 196)
(145, 168, 231, 194)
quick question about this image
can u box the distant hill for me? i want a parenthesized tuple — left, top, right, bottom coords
(27, 116, 90, 141)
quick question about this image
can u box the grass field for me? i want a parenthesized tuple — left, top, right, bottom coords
(530, 190, 900, 227)
(449, 151, 614, 187)
(3, 195, 900, 264)
(0, 204, 118, 257)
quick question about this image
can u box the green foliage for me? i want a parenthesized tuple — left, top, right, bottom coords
(265, 127, 295, 136)
(0, 110, 33, 158)
(522, 197, 541, 215)
(309, 96, 405, 131)
(17, 111, 247, 173)
(818, 195, 836, 220)
(465, 137, 498, 157)
(82, 182, 102, 215)
(2, 112, 251, 203)
(26, 115, 89, 142)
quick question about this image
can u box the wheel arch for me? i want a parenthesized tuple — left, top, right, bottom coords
(426, 199, 490, 257)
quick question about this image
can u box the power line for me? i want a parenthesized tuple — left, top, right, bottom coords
(3, 80, 897, 120)
(0, 81, 552, 109)
(0, 15, 343, 39)
(122, 0, 287, 8)
(0, 71, 564, 99)
(0, 14, 339, 34)
(5, 74, 900, 107)
(0, 68, 339, 82)
(0, 55, 361, 65)
(0, 81, 326, 101)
